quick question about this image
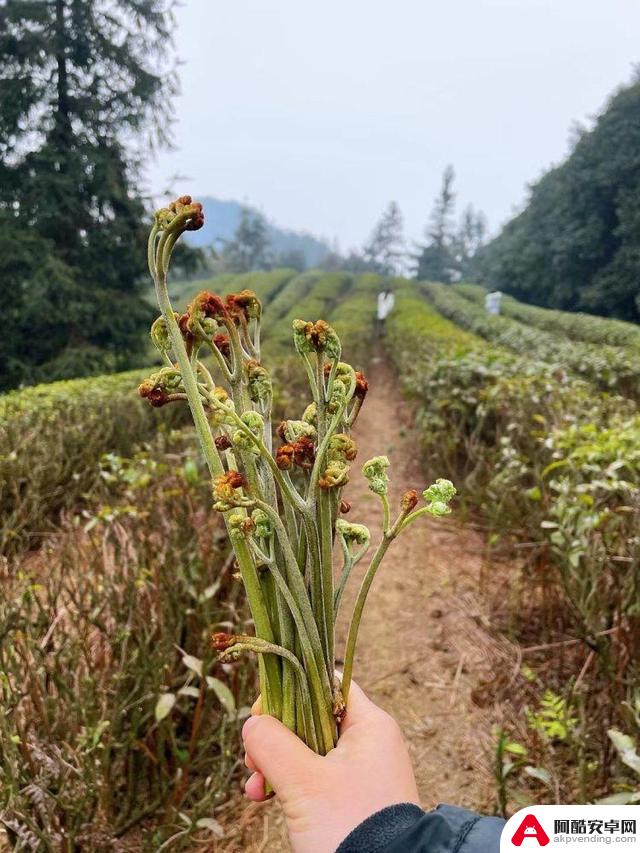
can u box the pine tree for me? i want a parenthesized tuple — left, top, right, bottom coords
(222, 209, 272, 272)
(413, 165, 457, 283)
(362, 201, 406, 275)
(0, 0, 175, 388)
(454, 204, 488, 278)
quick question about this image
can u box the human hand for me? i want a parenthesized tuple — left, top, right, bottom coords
(241, 681, 420, 853)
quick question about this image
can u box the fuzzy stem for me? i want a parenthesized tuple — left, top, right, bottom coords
(231, 537, 283, 718)
(223, 640, 318, 753)
(318, 488, 335, 671)
(341, 534, 393, 705)
(381, 493, 391, 533)
(254, 500, 336, 751)
(400, 505, 447, 531)
(334, 553, 353, 616)
(150, 228, 281, 715)
(334, 539, 369, 616)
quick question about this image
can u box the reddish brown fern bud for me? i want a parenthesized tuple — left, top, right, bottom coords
(227, 289, 261, 321)
(211, 632, 235, 651)
(401, 489, 419, 512)
(138, 379, 169, 408)
(340, 499, 351, 514)
(225, 471, 246, 490)
(241, 517, 255, 536)
(276, 421, 287, 440)
(193, 291, 227, 319)
(292, 436, 315, 469)
(215, 434, 232, 451)
(213, 333, 231, 357)
(212, 470, 248, 510)
(185, 201, 204, 231)
(354, 371, 369, 400)
(155, 196, 204, 232)
(276, 444, 295, 470)
(309, 320, 330, 349)
(178, 312, 195, 345)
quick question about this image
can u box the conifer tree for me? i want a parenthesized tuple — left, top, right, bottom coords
(362, 201, 406, 275)
(413, 165, 457, 283)
(0, 0, 175, 388)
(222, 208, 272, 273)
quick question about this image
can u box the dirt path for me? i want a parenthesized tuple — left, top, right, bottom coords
(227, 355, 499, 852)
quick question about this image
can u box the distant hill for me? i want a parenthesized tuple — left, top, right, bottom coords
(183, 196, 331, 267)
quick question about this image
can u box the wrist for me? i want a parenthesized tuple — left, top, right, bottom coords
(336, 803, 424, 853)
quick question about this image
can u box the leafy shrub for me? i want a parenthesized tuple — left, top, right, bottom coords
(455, 283, 640, 350)
(161, 268, 296, 313)
(387, 289, 640, 798)
(425, 282, 640, 398)
(0, 432, 251, 849)
(0, 271, 313, 555)
(328, 273, 384, 369)
(262, 272, 353, 359)
(0, 371, 190, 555)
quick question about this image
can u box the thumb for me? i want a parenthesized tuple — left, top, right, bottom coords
(339, 678, 380, 734)
(242, 714, 320, 798)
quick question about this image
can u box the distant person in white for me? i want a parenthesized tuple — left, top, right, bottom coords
(377, 289, 395, 335)
(485, 290, 502, 316)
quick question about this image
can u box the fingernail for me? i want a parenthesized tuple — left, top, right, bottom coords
(242, 715, 260, 740)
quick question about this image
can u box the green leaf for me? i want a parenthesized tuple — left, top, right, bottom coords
(178, 686, 201, 699)
(542, 459, 569, 478)
(196, 818, 224, 837)
(155, 692, 176, 722)
(596, 791, 640, 805)
(501, 760, 516, 778)
(200, 580, 221, 602)
(608, 728, 640, 776)
(206, 676, 236, 716)
(505, 741, 527, 756)
(524, 766, 552, 787)
(183, 458, 199, 486)
(182, 654, 203, 677)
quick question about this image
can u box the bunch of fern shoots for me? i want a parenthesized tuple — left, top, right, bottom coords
(140, 196, 456, 754)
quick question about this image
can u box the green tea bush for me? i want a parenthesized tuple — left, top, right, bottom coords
(0, 271, 300, 555)
(328, 274, 384, 369)
(454, 283, 640, 350)
(425, 283, 640, 398)
(0, 371, 189, 555)
(162, 268, 295, 314)
(0, 259, 388, 844)
(388, 289, 635, 589)
(0, 432, 250, 849)
(387, 290, 639, 796)
(259, 270, 325, 328)
(216, 268, 297, 307)
(262, 272, 353, 359)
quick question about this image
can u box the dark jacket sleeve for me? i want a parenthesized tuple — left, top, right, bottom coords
(336, 803, 505, 853)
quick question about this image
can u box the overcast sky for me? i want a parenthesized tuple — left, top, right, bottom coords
(148, 0, 640, 250)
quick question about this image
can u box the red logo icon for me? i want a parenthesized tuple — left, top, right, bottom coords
(511, 814, 551, 846)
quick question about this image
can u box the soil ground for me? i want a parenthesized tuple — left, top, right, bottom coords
(220, 355, 504, 852)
